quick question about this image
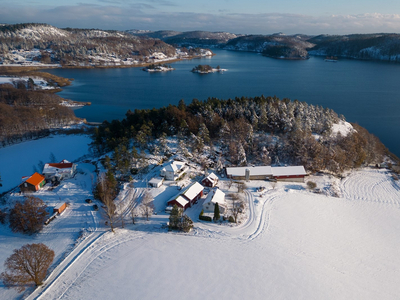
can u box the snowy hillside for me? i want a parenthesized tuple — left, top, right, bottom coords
(0, 23, 180, 67)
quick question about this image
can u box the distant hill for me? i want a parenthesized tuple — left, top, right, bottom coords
(224, 34, 314, 59)
(0, 23, 178, 66)
(308, 33, 400, 61)
(127, 30, 240, 46)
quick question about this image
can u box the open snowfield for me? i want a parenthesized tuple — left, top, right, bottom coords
(0, 134, 92, 194)
(26, 168, 400, 300)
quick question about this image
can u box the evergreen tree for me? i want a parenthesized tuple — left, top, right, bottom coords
(213, 202, 220, 221)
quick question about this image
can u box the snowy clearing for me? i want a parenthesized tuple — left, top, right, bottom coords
(25, 169, 400, 300)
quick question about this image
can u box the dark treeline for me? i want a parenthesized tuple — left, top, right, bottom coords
(93, 95, 389, 174)
(0, 83, 78, 146)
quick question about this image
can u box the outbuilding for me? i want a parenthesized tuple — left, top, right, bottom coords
(201, 172, 219, 187)
(54, 202, 67, 214)
(148, 177, 164, 188)
(19, 172, 46, 193)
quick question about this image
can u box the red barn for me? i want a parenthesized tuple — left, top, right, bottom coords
(201, 172, 219, 187)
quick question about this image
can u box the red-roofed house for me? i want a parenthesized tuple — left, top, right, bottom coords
(19, 172, 46, 192)
(42, 159, 77, 181)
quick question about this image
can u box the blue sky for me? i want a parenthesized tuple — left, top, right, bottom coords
(1, 0, 400, 34)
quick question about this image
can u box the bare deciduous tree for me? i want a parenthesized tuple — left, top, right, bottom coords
(140, 189, 154, 221)
(229, 193, 245, 223)
(0, 243, 55, 292)
(96, 172, 118, 232)
(9, 196, 48, 234)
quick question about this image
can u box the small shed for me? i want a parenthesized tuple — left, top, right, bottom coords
(19, 172, 46, 193)
(53, 202, 67, 214)
(201, 172, 219, 187)
(148, 177, 164, 188)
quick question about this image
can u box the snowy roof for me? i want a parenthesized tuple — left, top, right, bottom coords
(171, 196, 189, 207)
(149, 177, 164, 185)
(162, 160, 186, 173)
(43, 160, 74, 174)
(272, 166, 306, 177)
(226, 166, 273, 177)
(203, 188, 226, 206)
(182, 182, 204, 201)
(203, 172, 218, 183)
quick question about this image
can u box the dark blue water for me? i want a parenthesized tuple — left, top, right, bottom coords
(47, 49, 400, 157)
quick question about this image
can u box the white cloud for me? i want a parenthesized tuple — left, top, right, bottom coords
(1, 3, 400, 34)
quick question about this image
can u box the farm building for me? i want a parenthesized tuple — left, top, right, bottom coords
(160, 160, 189, 181)
(181, 182, 204, 205)
(226, 165, 307, 182)
(54, 202, 67, 214)
(203, 188, 227, 214)
(19, 172, 46, 192)
(148, 177, 164, 188)
(167, 195, 190, 211)
(42, 159, 77, 181)
(271, 166, 307, 182)
(166, 182, 204, 211)
(202, 172, 219, 187)
(226, 166, 273, 180)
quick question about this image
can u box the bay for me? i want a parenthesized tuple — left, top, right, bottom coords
(47, 49, 400, 157)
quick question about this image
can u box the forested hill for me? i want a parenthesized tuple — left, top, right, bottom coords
(0, 23, 179, 66)
(308, 34, 400, 61)
(128, 29, 400, 62)
(93, 96, 390, 174)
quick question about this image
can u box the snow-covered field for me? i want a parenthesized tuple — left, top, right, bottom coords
(27, 169, 400, 300)
(1, 134, 400, 300)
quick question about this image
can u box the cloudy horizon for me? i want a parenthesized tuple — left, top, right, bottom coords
(1, 1, 400, 35)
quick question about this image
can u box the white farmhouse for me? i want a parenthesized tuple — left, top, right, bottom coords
(203, 188, 227, 214)
(42, 159, 77, 181)
(160, 160, 189, 181)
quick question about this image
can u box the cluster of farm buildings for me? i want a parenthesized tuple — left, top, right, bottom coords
(17, 159, 77, 219)
(151, 160, 307, 214)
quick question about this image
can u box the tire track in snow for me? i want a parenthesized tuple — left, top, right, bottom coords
(341, 169, 400, 207)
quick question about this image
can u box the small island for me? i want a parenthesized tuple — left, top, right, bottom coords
(191, 64, 227, 74)
(142, 64, 175, 72)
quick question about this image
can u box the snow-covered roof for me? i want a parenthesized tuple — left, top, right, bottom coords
(203, 172, 218, 184)
(182, 182, 204, 201)
(272, 166, 306, 177)
(149, 177, 164, 185)
(226, 166, 273, 177)
(173, 196, 189, 207)
(162, 160, 186, 173)
(203, 188, 226, 206)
